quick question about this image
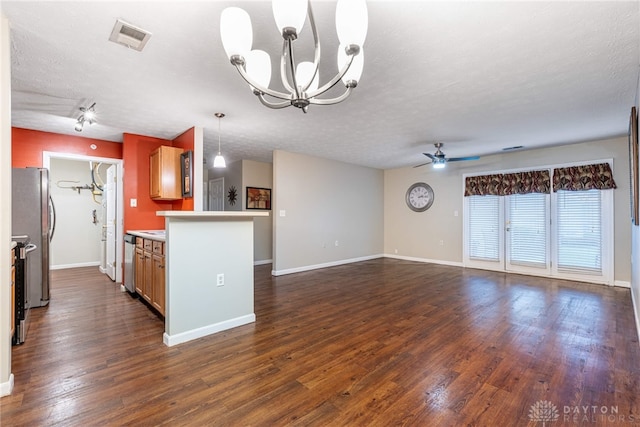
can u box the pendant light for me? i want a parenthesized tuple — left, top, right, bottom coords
(213, 113, 226, 168)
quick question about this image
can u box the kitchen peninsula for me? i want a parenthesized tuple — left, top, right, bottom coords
(155, 211, 269, 346)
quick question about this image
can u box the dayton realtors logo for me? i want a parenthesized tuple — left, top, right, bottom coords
(529, 400, 638, 425)
(529, 400, 560, 426)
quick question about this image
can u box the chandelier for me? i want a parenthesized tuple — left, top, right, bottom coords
(220, 0, 368, 113)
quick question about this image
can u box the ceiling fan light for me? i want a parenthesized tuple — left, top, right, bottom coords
(272, 0, 308, 37)
(245, 49, 272, 91)
(220, 7, 253, 59)
(433, 161, 446, 169)
(213, 153, 226, 168)
(335, 0, 368, 47)
(337, 45, 364, 85)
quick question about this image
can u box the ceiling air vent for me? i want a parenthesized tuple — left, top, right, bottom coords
(109, 19, 151, 51)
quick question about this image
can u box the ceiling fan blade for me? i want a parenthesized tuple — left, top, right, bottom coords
(447, 156, 480, 162)
(413, 162, 432, 168)
(423, 153, 436, 160)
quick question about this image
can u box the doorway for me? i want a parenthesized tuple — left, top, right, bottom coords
(208, 177, 224, 211)
(43, 152, 124, 283)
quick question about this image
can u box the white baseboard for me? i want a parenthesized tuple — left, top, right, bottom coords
(384, 253, 464, 268)
(51, 261, 101, 270)
(163, 313, 256, 347)
(254, 259, 272, 266)
(0, 373, 14, 397)
(271, 254, 383, 276)
(614, 280, 631, 288)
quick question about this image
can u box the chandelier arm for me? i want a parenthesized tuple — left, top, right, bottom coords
(306, 51, 356, 99)
(286, 39, 303, 100)
(307, 86, 353, 106)
(279, 41, 296, 94)
(302, 0, 321, 93)
(257, 93, 291, 109)
(232, 62, 292, 101)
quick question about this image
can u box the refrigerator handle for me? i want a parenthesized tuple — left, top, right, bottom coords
(49, 195, 56, 242)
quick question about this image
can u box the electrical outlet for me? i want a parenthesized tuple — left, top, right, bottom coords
(217, 273, 224, 287)
(439, 240, 444, 246)
(335, 240, 339, 247)
(394, 248, 398, 254)
(130, 198, 137, 207)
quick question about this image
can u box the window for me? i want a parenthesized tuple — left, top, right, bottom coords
(464, 164, 614, 285)
(556, 190, 602, 274)
(468, 195, 500, 262)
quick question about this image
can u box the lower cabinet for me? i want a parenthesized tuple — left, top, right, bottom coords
(134, 237, 165, 317)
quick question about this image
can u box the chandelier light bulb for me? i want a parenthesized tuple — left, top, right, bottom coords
(295, 61, 319, 92)
(245, 49, 272, 92)
(337, 45, 364, 86)
(272, 0, 308, 37)
(220, 7, 253, 59)
(335, 0, 368, 47)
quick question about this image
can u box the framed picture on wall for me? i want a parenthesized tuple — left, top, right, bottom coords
(629, 106, 638, 226)
(246, 187, 271, 210)
(181, 150, 193, 198)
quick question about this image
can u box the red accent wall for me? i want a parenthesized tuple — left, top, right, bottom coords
(122, 133, 174, 232)
(12, 127, 122, 167)
(12, 127, 196, 234)
(171, 127, 196, 211)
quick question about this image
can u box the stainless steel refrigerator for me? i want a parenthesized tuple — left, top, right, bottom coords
(12, 167, 54, 308)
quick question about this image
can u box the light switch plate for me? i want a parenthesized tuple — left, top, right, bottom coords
(130, 198, 137, 207)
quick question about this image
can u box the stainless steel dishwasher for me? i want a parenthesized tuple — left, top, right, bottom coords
(123, 234, 136, 293)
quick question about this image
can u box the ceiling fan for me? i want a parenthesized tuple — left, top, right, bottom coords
(415, 143, 480, 169)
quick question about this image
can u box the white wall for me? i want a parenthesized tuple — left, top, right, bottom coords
(384, 136, 632, 283)
(272, 150, 384, 275)
(49, 159, 108, 269)
(242, 159, 273, 264)
(0, 13, 12, 396)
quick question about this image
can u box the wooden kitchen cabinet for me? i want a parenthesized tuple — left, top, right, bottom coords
(150, 145, 183, 200)
(133, 237, 165, 317)
(151, 241, 165, 316)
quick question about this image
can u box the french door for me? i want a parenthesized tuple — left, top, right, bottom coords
(464, 189, 612, 284)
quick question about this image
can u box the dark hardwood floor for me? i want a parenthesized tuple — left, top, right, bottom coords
(1, 259, 639, 426)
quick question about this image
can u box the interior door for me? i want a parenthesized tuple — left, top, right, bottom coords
(105, 165, 117, 281)
(208, 178, 224, 211)
(505, 192, 551, 274)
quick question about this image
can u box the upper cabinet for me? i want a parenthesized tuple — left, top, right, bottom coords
(150, 146, 183, 200)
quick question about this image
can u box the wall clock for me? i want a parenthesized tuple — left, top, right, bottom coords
(406, 182, 434, 212)
(227, 185, 237, 205)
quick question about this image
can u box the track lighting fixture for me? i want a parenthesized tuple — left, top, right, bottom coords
(74, 102, 97, 132)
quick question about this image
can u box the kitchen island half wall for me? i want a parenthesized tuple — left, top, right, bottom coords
(157, 211, 269, 346)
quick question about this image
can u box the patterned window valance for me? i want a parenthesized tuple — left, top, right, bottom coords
(553, 163, 617, 192)
(464, 170, 550, 197)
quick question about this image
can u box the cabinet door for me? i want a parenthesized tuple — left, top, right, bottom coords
(150, 146, 182, 200)
(143, 250, 153, 302)
(135, 248, 145, 295)
(151, 253, 165, 316)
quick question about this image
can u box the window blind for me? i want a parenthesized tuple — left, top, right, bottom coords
(556, 190, 602, 274)
(508, 193, 547, 268)
(468, 195, 500, 261)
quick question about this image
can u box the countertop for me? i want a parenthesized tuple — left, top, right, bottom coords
(127, 230, 166, 241)
(156, 211, 269, 219)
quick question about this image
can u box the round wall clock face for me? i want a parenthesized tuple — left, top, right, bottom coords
(227, 185, 237, 205)
(406, 182, 434, 212)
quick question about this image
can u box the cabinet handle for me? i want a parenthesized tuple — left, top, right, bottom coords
(159, 265, 164, 269)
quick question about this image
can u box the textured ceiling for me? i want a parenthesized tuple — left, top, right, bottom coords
(2, 1, 639, 170)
